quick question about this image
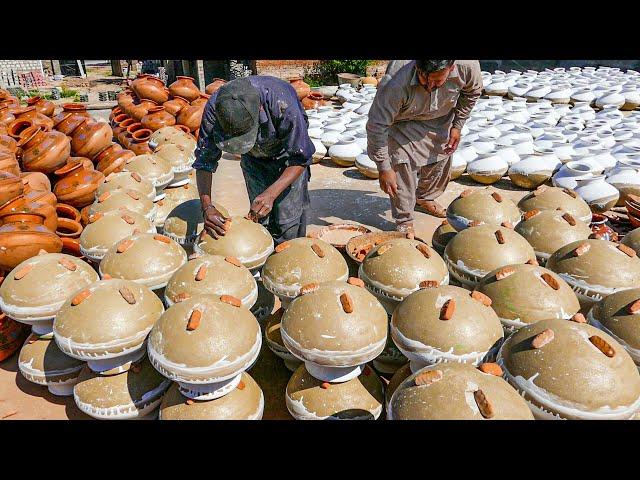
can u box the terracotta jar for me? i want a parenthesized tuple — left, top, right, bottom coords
(176, 104, 204, 132)
(117, 91, 135, 110)
(131, 75, 170, 104)
(8, 119, 36, 141)
(0, 96, 20, 109)
(26, 96, 55, 117)
(56, 217, 83, 239)
(18, 126, 71, 173)
(0, 104, 15, 126)
(94, 143, 135, 176)
(53, 158, 106, 208)
(0, 134, 17, 154)
(119, 122, 145, 149)
(302, 93, 324, 110)
(13, 106, 54, 131)
(0, 171, 23, 208)
(128, 129, 153, 155)
(141, 106, 176, 131)
(115, 118, 136, 145)
(126, 99, 157, 122)
(168, 76, 200, 102)
(205, 78, 227, 95)
(109, 106, 123, 122)
(71, 119, 113, 159)
(56, 203, 81, 223)
(52, 104, 92, 136)
(110, 113, 130, 131)
(61, 237, 82, 257)
(0, 150, 20, 176)
(0, 211, 63, 270)
(163, 96, 190, 116)
(21, 172, 51, 193)
(25, 189, 57, 207)
(289, 77, 311, 101)
(0, 194, 57, 232)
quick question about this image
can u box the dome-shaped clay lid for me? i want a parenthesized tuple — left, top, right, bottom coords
(391, 285, 503, 363)
(149, 126, 183, 147)
(161, 199, 205, 244)
(286, 363, 384, 420)
(262, 238, 348, 299)
(80, 210, 156, 260)
(444, 224, 536, 285)
(19, 334, 84, 384)
(621, 227, 640, 255)
(54, 279, 164, 359)
(164, 181, 201, 205)
(170, 134, 197, 154)
(159, 372, 263, 420)
(478, 264, 579, 330)
(99, 232, 187, 289)
(154, 143, 194, 172)
(164, 254, 258, 309)
(589, 288, 640, 361)
(281, 280, 388, 366)
(389, 362, 534, 420)
(359, 238, 448, 300)
(546, 239, 640, 297)
(73, 356, 171, 419)
(498, 318, 640, 419)
(515, 209, 592, 261)
(518, 186, 592, 223)
(147, 294, 261, 383)
(97, 171, 156, 201)
(124, 154, 174, 187)
(446, 187, 521, 231)
(195, 216, 274, 271)
(0, 253, 99, 321)
(431, 220, 457, 254)
(88, 189, 157, 221)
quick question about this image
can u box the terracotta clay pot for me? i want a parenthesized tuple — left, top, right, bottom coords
(71, 119, 113, 160)
(8, 119, 36, 141)
(26, 96, 55, 117)
(111, 113, 130, 131)
(0, 171, 23, 208)
(94, 144, 135, 177)
(0, 194, 57, 233)
(61, 237, 83, 258)
(115, 119, 136, 145)
(0, 150, 20, 176)
(117, 91, 135, 110)
(18, 126, 71, 173)
(0, 135, 17, 155)
(13, 106, 54, 131)
(0, 211, 63, 270)
(190, 94, 210, 107)
(119, 122, 144, 149)
(176, 104, 204, 132)
(109, 107, 123, 122)
(56, 203, 81, 223)
(0, 96, 20, 109)
(205, 78, 227, 95)
(21, 172, 51, 193)
(126, 99, 158, 122)
(302, 93, 324, 110)
(141, 106, 176, 131)
(53, 104, 92, 136)
(131, 75, 170, 104)
(168, 76, 201, 102)
(24, 189, 57, 207)
(56, 217, 83, 239)
(128, 129, 153, 156)
(0, 313, 29, 362)
(53, 159, 106, 208)
(289, 77, 311, 101)
(0, 104, 15, 126)
(163, 97, 190, 116)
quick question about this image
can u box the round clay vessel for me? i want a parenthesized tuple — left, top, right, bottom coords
(148, 126, 187, 150)
(159, 372, 263, 420)
(13, 106, 54, 131)
(52, 104, 92, 136)
(131, 75, 170, 104)
(97, 171, 156, 201)
(123, 154, 174, 198)
(162, 96, 190, 116)
(71, 119, 113, 160)
(0, 194, 57, 233)
(0, 171, 23, 208)
(391, 284, 504, 368)
(26, 96, 55, 117)
(432, 220, 457, 255)
(289, 77, 311, 101)
(53, 159, 105, 208)
(0, 212, 63, 270)
(168, 76, 200, 102)
(518, 186, 592, 223)
(88, 189, 157, 222)
(176, 104, 205, 133)
(18, 126, 71, 173)
(205, 78, 227, 96)
(444, 224, 536, 289)
(154, 143, 194, 187)
(161, 199, 207, 247)
(388, 362, 534, 420)
(446, 187, 521, 231)
(141, 106, 176, 132)
(498, 318, 640, 419)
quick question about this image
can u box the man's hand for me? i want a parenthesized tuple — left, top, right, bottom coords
(250, 191, 276, 219)
(444, 127, 461, 155)
(379, 169, 399, 198)
(202, 204, 228, 239)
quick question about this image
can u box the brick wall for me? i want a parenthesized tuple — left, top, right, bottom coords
(0, 60, 44, 88)
(255, 60, 320, 79)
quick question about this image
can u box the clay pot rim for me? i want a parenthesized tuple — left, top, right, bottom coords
(113, 113, 130, 124)
(13, 106, 36, 115)
(56, 217, 83, 238)
(306, 93, 324, 100)
(126, 122, 144, 134)
(137, 99, 159, 107)
(146, 106, 166, 114)
(8, 119, 34, 139)
(167, 96, 190, 104)
(26, 96, 42, 105)
(119, 119, 136, 129)
(0, 209, 47, 223)
(132, 129, 152, 141)
(176, 76, 196, 82)
(175, 125, 191, 134)
(54, 158, 85, 176)
(16, 125, 43, 147)
(56, 203, 81, 222)
(61, 237, 83, 258)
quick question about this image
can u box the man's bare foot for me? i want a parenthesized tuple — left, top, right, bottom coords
(415, 199, 447, 218)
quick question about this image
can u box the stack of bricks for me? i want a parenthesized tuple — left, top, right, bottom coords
(0, 59, 45, 88)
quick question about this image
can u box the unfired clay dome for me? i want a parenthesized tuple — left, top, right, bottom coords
(546, 239, 640, 307)
(498, 318, 640, 419)
(147, 295, 261, 385)
(164, 254, 258, 309)
(194, 216, 274, 271)
(262, 237, 348, 301)
(281, 281, 388, 368)
(154, 143, 194, 176)
(285, 363, 384, 420)
(446, 187, 521, 231)
(621, 227, 640, 255)
(431, 220, 457, 255)
(388, 362, 534, 420)
(391, 285, 503, 366)
(518, 186, 592, 223)
(88, 189, 157, 222)
(154, 185, 223, 228)
(444, 224, 536, 288)
(148, 126, 187, 149)
(159, 372, 264, 420)
(589, 288, 640, 366)
(97, 171, 156, 201)
(79, 210, 156, 262)
(73, 356, 171, 419)
(0, 253, 99, 334)
(53, 279, 164, 368)
(18, 334, 85, 396)
(478, 264, 580, 332)
(161, 199, 205, 245)
(124, 153, 174, 190)
(99, 232, 187, 290)
(515, 209, 592, 263)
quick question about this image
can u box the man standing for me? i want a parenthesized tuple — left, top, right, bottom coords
(367, 60, 483, 233)
(193, 76, 314, 245)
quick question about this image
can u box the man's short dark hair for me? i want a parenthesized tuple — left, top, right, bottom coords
(416, 60, 455, 74)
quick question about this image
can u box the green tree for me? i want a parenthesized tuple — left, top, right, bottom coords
(305, 60, 371, 86)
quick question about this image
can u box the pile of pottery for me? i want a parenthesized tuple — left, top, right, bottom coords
(452, 66, 640, 215)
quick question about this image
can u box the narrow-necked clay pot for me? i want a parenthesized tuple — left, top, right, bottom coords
(205, 78, 227, 95)
(94, 143, 135, 177)
(26, 96, 55, 117)
(168, 76, 200, 102)
(53, 159, 105, 208)
(71, 119, 113, 160)
(56, 203, 81, 222)
(18, 126, 71, 173)
(0, 212, 63, 270)
(12, 106, 54, 131)
(162, 96, 190, 116)
(128, 128, 154, 156)
(176, 104, 205, 132)
(52, 103, 92, 136)
(131, 75, 170, 104)
(141, 106, 176, 132)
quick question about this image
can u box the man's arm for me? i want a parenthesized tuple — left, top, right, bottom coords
(366, 79, 405, 173)
(451, 61, 483, 131)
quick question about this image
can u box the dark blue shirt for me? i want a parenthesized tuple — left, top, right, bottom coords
(193, 76, 316, 173)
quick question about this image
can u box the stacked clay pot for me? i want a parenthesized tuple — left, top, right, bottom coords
(446, 187, 521, 231)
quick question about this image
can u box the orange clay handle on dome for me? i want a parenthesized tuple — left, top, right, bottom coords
(495, 230, 505, 244)
(224, 256, 242, 267)
(541, 273, 560, 290)
(117, 238, 134, 253)
(377, 244, 392, 255)
(460, 189, 474, 198)
(495, 266, 515, 281)
(406, 232, 415, 240)
(311, 243, 325, 258)
(121, 214, 135, 225)
(440, 298, 455, 320)
(71, 289, 91, 306)
(478, 363, 503, 376)
(416, 243, 431, 259)
(501, 221, 514, 229)
(275, 241, 290, 253)
(618, 244, 637, 257)
(119, 286, 136, 304)
(220, 295, 241, 307)
(321, 382, 330, 389)
(523, 209, 540, 221)
(127, 190, 140, 200)
(13, 264, 33, 280)
(154, 234, 171, 243)
(130, 172, 142, 182)
(340, 292, 354, 313)
(491, 192, 503, 203)
(58, 258, 77, 271)
(97, 191, 111, 203)
(195, 265, 207, 281)
(414, 369, 443, 386)
(575, 243, 591, 257)
(185, 399, 195, 405)
(532, 328, 555, 349)
(173, 292, 191, 303)
(300, 283, 320, 295)
(347, 277, 365, 288)
(187, 309, 202, 331)
(419, 280, 439, 289)
(474, 389, 495, 419)
(571, 313, 587, 323)
(470, 290, 492, 307)
(237, 380, 246, 390)
(562, 213, 576, 226)
(589, 335, 615, 357)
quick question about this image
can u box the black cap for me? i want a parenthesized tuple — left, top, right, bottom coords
(212, 78, 260, 155)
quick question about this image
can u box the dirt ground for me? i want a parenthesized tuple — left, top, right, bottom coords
(0, 154, 534, 420)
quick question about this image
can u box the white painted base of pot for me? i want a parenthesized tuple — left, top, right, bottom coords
(166, 176, 190, 188)
(86, 346, 146, 374)
(153, 192, 167, 202)
(305, 362, 364, 383)
(48, 381, 77, 397)
(178, 373, 242, 401)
